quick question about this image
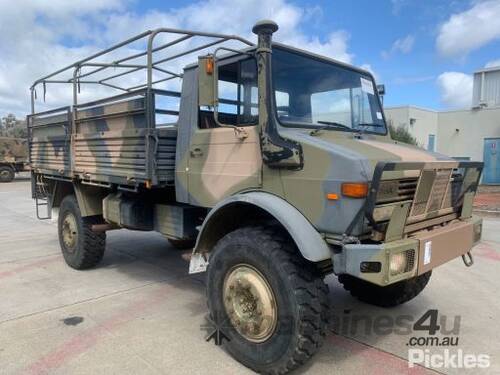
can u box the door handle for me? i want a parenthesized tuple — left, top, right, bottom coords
(190, 147, 203, 157)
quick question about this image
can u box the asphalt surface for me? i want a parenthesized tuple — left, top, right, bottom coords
(1, 174, 499, 374)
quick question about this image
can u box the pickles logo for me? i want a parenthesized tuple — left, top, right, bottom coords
(406, 309, 490, 369)
(330, 308, 491, 369)
(409, 349, 490, 369)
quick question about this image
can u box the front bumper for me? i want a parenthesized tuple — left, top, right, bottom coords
(332, 215, 482, 286)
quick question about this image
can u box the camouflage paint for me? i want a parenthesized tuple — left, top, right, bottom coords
(0, 137, 28, 163)
(29, 92, 176, 185)
(28, 22, 483, 285)
(29, 112, 71, 176)
(185, 126, 262, 207)
(74, 97, 152, 184)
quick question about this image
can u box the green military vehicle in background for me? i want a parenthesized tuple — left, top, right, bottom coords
(27, 20, 483, 374)
(0, 137, 28, 182)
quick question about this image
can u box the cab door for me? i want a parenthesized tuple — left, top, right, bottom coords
(187, 58, 262, 207)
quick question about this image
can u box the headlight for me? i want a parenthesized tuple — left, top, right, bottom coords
(389, 250, 415, 276)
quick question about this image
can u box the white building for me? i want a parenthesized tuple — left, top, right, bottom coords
(384, 66, 500, 184)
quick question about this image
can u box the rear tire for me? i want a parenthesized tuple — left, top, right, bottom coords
(206, 226, 329, 374)
(58, 195, 106, 270)
(0, 166, 15, 182)
(338, 271, 431, 307)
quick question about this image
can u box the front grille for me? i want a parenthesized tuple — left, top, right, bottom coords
(372, 169, 466, 233)
(368, 161, 482, 241)
(427, 169, 452, 211)
(373, 168, 476, 233)
(443, 173, 464, 208)
(398, 178, 418, 201)
(376, 178, 418, 204)
(409, 168, 459, 220)
(411, 202, 427, 216)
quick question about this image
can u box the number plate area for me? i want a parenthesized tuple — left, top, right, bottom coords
(412, 219, 473, 274)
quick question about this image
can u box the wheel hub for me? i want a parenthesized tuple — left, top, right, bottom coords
(223, 264, 277, 342)
(62, 212, 78, 251)
(0, 170, 10, 179)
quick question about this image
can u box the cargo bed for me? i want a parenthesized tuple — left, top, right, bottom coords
(27, 89, 178, 188)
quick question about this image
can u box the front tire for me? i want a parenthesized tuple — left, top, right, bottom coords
(58, 195, 106, 270)
(206, 226, 329, 374)
(0, 166, 15, 182)
(338, 271, 432, 307)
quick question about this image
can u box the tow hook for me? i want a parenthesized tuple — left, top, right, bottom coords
(462, 251, 474, 267)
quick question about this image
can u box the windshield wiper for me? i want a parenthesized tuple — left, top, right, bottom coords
(352, 123, 386, 135)
(356, 123, 385, 129)
(310, 121, 352, 136)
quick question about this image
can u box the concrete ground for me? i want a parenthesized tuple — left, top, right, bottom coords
(1, 174, 499, 375)
(474, 185, 500, 215)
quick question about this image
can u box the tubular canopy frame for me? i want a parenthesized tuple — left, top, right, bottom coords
(30, 28, 254, 114)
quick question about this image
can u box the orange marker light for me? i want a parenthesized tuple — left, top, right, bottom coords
(341, 182, 369, 198)
(326, 193, 339, 200)
(205, 57, 214, 75)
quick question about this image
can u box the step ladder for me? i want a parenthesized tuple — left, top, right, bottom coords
(35, 175, 52, 220)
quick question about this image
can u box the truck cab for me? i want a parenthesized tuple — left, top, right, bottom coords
(27, 20, 483, 374)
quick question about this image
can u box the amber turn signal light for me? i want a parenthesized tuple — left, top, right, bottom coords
(326, 193, 339, 200)
(341, 182, 369, 198)
(205, 57, 214, 75)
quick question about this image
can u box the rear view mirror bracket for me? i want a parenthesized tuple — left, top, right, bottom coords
(198, 49, 254, 140)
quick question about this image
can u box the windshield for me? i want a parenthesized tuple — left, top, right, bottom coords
(272, 48, 386, 134)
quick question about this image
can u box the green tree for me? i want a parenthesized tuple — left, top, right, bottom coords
(0, 114, 27, 138)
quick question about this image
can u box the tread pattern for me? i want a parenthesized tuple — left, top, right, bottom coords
(59, 195, 106, 270)
(79, 215, 106, 269)
(213, 226, 329, 375)
(338, 271, 432, 308)
(0, 166, 15, 182)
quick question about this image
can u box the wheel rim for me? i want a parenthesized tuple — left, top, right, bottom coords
(62, 212, 78, 251)
(223, 264, 278, 343)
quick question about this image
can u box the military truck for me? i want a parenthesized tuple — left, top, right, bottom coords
(27, 20, 483, 374)
(0, 137, 28, 182)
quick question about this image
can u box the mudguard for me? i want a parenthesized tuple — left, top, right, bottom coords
(194, 191, 332, 262)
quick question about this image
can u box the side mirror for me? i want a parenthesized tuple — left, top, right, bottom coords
(377, 84, 385, 96)
(377, 84, 385, 106)
(197, 53, 248, 139)
(198, 55, 217, 107)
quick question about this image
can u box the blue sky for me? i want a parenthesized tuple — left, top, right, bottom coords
(131, 0, 500, 110)
(1, 0, 500, 115)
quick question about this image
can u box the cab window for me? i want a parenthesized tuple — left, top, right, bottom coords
(199, 58, 258, 129)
